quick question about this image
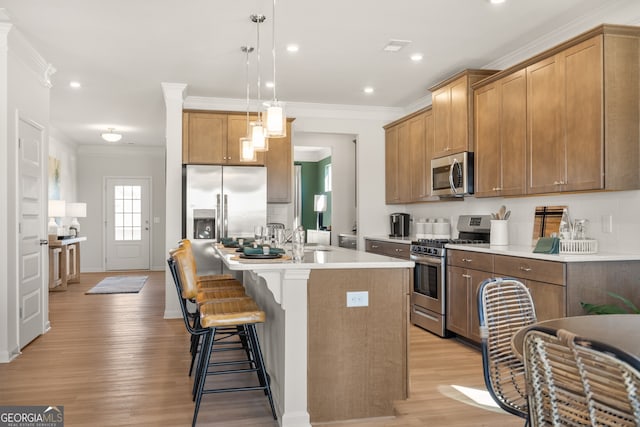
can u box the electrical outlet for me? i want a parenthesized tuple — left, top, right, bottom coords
(346, 291, 368, 307)
(601, 215, 613, 233)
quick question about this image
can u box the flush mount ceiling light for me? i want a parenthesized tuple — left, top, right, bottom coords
(101, 128, 122, 142)
(383, 39, 412, 52)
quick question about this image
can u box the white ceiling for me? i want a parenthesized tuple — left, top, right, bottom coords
(1, 0, 639, 146)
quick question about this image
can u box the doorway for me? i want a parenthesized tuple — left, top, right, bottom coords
(18, 115, 47, 348)
(104, 177, 151, 270)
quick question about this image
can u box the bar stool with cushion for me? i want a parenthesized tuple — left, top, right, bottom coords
(167, 255, 276, 426)
(179, 239, 235, 282)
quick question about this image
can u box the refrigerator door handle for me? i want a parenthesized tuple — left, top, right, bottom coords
(223, 194, 229, 238)
(216, 193, 221, 241)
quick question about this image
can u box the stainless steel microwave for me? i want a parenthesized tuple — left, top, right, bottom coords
(431, 152, 474, 197)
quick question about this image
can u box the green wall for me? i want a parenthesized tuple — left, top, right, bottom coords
(298, 156, 331, 231)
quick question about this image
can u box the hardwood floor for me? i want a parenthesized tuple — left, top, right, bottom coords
(0, 271, 523, 426)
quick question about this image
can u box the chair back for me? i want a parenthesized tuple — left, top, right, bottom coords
(478, 277, 537, 419)
(570, 331, 640, 426)
(179, 239, 199, 275)
(171, 247, 200, 300)
(167, 254, 201, 335)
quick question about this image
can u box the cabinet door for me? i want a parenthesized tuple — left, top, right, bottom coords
(385, 126, 400, 203)
(446, 266, 469, 337)
(185, 112, 227, 164)
(266, 121, 293, 203)
(397, 121, 412, 203)
(469, 269, 494, 344)
(525, 280, 566, 321)
(449, 76, 470, 154)
(409, 112, 428, 201)
(432, 87, 451, 157)
(527, 55, 565, 194)
(474, 82, 500, 196)
(499, 70, 527, 196)
(226, 114, 265, 166)
(563, 35, 603, 191)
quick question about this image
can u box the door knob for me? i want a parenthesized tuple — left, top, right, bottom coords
(39, 239, 49, 246)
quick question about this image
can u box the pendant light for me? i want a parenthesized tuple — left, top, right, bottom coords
(250, 14, 268, 152)
(240, 45, 257, 162)
(265, 0, 287, 138)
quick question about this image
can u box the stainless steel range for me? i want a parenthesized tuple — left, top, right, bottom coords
(410, 215, 491, 337)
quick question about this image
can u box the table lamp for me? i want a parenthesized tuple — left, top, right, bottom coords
(48, 199, 66, 237)
(314, 194, 327, 231)
(67, 202, 87, 237)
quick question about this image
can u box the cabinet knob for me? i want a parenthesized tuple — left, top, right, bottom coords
(519, 266, 532, 272)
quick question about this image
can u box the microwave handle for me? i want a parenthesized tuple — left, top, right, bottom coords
(449, 158, 459, 195)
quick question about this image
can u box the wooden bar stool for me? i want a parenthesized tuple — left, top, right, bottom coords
(179, 239, 235, 282)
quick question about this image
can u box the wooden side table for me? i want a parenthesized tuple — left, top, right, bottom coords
(49, 236, 87, 291)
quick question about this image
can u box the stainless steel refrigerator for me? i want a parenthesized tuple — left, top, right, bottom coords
(183, 165, 267, 275)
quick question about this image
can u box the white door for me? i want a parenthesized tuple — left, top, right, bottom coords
(105, 177, 151, 270)
(18, 117, 47, 348)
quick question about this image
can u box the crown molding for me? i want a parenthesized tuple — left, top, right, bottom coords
(161, 82, 187, 104)
(4, 24, 55, 88)
(484, 0, 640, 70)
(184, 96, 403, 122)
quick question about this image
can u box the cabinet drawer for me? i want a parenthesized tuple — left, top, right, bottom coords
(448, 250, 493, 271)
(494, 255, 565, 286)
(365, 240, 410, 260)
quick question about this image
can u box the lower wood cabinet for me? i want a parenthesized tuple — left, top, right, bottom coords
(447, 265, 493, 343)
(364, 239, 410, 260)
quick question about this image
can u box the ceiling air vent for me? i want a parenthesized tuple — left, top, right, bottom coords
(383, 39, 412, 52)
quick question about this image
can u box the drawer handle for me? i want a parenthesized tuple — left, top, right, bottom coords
(462, 258, 472, 263)
(519, 266, 532, 272)
(395, 248, 403, 252)
(372, 245, 379, 249)
(553, 180, 565, 185)
(492, 187, 502, 191)
(462, 274, 471, 279)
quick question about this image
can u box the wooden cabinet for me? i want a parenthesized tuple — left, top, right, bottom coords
(265, 120, 294, 203)
(474, 69, 526, 197)
(527, 35, 603, 194)
(474, 25, 640, 197)
(448, 249, 568, 343)
(182, 111, 265, 166)
(430, 69, 498, 158)
(384, 121, 411, 204)
(365, 239, 410, 260)
(384, 107, 435, 204)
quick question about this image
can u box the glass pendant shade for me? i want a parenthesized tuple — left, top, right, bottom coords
(240, 136, 256, 162)
(250, 121, 268, 151)
(266, 101, 287, 138)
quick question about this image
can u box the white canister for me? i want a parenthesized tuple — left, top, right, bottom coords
(433, 221, 450, 239)
(490, 220, 509, 246)
(423, 221, 434, 239)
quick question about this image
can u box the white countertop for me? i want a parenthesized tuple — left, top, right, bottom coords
(446, 243, 640, 262)
(215, 244, 414, 271)
(364, 235, 413, 244)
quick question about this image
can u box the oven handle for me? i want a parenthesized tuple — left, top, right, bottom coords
(410, 254, 444, 267)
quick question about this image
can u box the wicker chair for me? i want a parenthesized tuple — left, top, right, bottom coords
(524, 327, 640, 427)
(478, 277, 537, 422)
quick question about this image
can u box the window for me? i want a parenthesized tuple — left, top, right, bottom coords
(114, 185, 142, 241)
(324, 164, 332, 192)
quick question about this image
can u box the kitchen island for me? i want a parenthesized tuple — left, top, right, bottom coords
(215, 245, 414, 427)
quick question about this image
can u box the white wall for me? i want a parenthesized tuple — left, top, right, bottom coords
(0, 24, 52, 362)
(76, 144, 166, 272)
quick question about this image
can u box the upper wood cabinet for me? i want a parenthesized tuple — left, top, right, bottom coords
(474, 25, 640, 197)
(430, 69, 498, 159)
(474, 69, 527, 197)
(265, 120, 294, 203)
(384, 108, 434, 204)
(182, 111, 264, 166)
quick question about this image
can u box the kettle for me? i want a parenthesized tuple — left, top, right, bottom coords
(390, 213, 410, 238)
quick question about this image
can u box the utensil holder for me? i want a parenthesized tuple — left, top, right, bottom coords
(490, 220, 509, 246)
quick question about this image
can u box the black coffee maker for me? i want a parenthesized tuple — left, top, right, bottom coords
(390, 213, 410, 237)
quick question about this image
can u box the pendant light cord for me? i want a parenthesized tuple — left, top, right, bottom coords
(244, 46, 251, 136)
(272, 0, 277, 102)
(256, 16, 262, 122)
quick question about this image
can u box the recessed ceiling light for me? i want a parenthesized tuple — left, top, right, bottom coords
(69, 81, 81, 88)
(363, 87, 374, 94)
(265, 81, 274, 88)
(489, 0, 506, 4)
(410, 53, 423, 62)
(383, 39, 412, 52)
(286, 44, 299, 53)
